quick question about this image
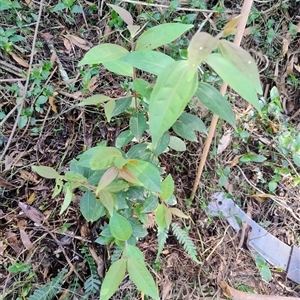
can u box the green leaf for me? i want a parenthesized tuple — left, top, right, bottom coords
(52, 178, 63, 198)
(153, 131, 170, 155)
(60, 185, 74, 215)
(218, 40, 262, 94)
(122, 50, 174, 76)
(103, 179, 129, 193)
(161, 174, 174, 201)
(169, 207, 189, 218)
(149, 60, 198, 147)
(78, 94, 112, 106)
(32, 166, 59, 179)
(108, 4, 133, 25)
(142, 194, 159, 213)
(90, 147, 123, 170)
(172, 121, 197, 141)
(254, 254, 272, 282)
(205, 53, 261, 113)
(130, 112, 147, 140)
(293, 153, 300, 167)
(80, 191, 105, 222)
(64, 171, 86, 183)
(259, 264, 272, 282)
(104, 99, 116, 122)
(8, 262, 30, 274)
(115, 130, 134, 148)
(103, 60, 134, 77)
(123, 244, 145, 262)
(128, 25, 140, 38)
(98, 190, 117, 216)
(171, 223, 200, 263)
(127, 143, 149, 159)
(126, 160, 161, 192)
(155, 204, 167, 230)
(268, 181, 277, 192)
(127, 258, 159, 300)
(136, 23, 193, 51)
(110, 212, 133, 241)
(100, 258, 127, 300)
(239, 153, 267, 163)
(179, 112, 207, 134)
(187, 32, 218, 68)
(133, 79, 152, 100)
(129, 218, 148, 238)
(196, 82, 236, 129)
(78, 44, 129, 66)
(112, 97, 132, 117)
(168, 136, 186, 151)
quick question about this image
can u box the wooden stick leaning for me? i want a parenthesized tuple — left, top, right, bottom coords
(190, 0, 255, 200)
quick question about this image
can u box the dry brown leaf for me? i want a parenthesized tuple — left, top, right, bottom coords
(87, 76, 99, 92)
(58, 290, 70, 300)
(49, 92, 58, 113)
(19, 170, 39, 183)
(50, 51, 57, 64)
(18, 202, 45, 225)
(6, 231, 21, 253)
(70, 91, 83, 100)
(89, 246, 104, 278)
(143, 213, 155, 229)
(223, 182, 234, 194)
(27, 192, 36, 205)
(230, 155, 242, 167)
(9, 52, 29, 68)
(18, 220, 33, 250)
(65, 34, 91, 50)
(282, 37, 289, 57)
(217, 131, 232, 154)
(286, 54, 294, 75)
(63, 38, 72, 54)
(223, 15, 241, 36)
(24, 0, 33, 6)
(0, 176, 14, 189)
(282, 23, 290, 57)
(0, 241, 6, 255)
(251, 193, 274, 203)
(220, 281, 299, 300)
(161, 273, 172, 300)
(80, 222, 90, 237)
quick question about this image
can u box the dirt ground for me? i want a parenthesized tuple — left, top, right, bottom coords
(1, 0, 300, 299)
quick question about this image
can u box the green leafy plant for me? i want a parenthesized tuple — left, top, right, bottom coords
(81, 247, 102, 296)
(28, 269, 67, 300)
(33, 5, 262, 299)
(0, 0, 21, 11)
(52, 0, 82, 14)
(254, 253, 272, 282)
(0, 26, 25, 52)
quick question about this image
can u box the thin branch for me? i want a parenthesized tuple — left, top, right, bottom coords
(190, 0, 255, 200)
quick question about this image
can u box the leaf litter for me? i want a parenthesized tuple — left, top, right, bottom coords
(0, 0, 300, 299)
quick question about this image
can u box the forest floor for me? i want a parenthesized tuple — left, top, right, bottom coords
(1, 0, 300, 299)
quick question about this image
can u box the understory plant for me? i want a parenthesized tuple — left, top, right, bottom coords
(33, 6, 262, 300)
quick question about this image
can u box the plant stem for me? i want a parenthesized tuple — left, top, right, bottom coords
(190, 0, 255, 201)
